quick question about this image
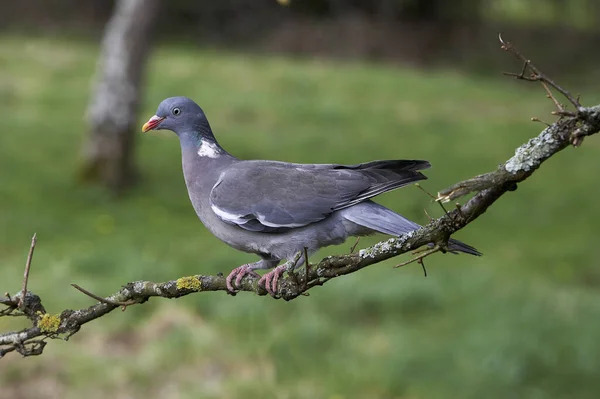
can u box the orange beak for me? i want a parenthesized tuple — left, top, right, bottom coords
(142, 115, 166, 132)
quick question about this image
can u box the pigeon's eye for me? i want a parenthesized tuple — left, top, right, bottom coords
(172, 107, 181, 116)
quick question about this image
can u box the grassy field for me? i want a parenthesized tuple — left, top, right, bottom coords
(1, 35, 600, 399)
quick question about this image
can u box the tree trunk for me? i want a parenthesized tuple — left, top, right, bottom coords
(80, 0, 160, 192)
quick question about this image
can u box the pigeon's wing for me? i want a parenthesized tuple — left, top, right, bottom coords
(209, 160, 430, 233)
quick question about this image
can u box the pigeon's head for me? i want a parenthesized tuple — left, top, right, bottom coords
(142, 97, 208, 136)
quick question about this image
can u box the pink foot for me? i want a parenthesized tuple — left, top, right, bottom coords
(226, 264, 260, 292)
(258, 265, 287, 296)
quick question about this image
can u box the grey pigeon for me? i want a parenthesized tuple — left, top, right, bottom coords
(142, 97, 480, 295)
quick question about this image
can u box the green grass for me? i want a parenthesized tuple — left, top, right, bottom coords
(1, 35, 600, 398)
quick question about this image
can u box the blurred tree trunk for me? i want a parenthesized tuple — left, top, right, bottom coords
(80, 0, 160, 192)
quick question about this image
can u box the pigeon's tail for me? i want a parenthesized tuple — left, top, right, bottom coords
(342, 201, 482, 256)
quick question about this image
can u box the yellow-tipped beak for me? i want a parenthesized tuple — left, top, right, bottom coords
(142, 115, 166, 132)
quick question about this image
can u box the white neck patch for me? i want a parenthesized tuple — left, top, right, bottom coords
(197, 140, 220, 158)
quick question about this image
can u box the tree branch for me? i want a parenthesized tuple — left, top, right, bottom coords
(18, 233, 37, 309)
(3, 37, 600, 358)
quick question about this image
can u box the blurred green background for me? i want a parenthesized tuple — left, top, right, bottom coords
(2, 1, 600, 398)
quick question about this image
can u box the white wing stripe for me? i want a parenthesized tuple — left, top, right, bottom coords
(211, 204, 308, 228)
(255, 212, 306, 228)
(211, 204, 247, 224)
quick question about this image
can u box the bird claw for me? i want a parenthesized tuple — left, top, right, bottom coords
(258, 265, 287, 296)
(226, 264, 260, 292)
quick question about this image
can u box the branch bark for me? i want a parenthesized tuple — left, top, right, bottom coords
(3, 38, 600, 359)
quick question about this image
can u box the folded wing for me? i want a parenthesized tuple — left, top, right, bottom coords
(209, 159, 430, 233)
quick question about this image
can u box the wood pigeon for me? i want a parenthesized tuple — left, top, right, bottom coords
(142, 97, 480, 295)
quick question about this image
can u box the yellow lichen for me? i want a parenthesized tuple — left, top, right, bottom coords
(38, 313, 61, 333)
(176, 276, 202, 291)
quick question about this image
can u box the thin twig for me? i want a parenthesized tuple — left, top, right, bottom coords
(424, 208, 433, 222)
(0, 307, 15, 317)
(19, 233, 37, 309)
(418, 258, 428, 277)
(516, 58, 529, 78)
(531, 117, 551, 126)
(411, 246, 434, 255)
(0, 293, 17, 316)
(71, 284, 137, 308)
(540, 81, 564, 112)
(499, 33, 581, 113)
(349, 237, 361, 253)
(395, 246, 441, 269)
(415, 183, 449, 214)
(301, 247, 310, 295)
